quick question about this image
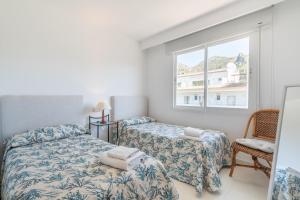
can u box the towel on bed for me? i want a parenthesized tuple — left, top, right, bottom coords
(98, 151, 145, 171)
(184, 127, 205, 137)
(179, 135, 203, 141)
(107, 146, 139, 160)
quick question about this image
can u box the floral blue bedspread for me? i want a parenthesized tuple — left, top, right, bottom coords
(272, 168, 300, 200)
(117, 117, 231, 193)
(1, 124, 179, 200)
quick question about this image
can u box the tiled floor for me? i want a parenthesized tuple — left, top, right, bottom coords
(174, 168, 270, 200)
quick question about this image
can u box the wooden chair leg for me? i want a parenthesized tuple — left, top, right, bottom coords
(229, 148, 237, 177)
(254, 158, 271, 177)
(252, 156, 258, 170)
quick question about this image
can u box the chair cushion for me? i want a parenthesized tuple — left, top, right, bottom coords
(235, 138, 275, 153)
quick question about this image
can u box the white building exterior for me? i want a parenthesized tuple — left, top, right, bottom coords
(176, 62, 247, 108)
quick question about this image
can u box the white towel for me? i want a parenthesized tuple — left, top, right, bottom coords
(107, 146, 139, 160)
(98, 151, 145, 171)
(179, 135, 202, 141)
(184, 127, 205, 137)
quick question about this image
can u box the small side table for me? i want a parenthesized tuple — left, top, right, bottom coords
(88, 115, 118, 143)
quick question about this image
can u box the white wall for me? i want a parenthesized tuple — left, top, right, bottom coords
(0, 1, 144, 140)
(277, 87, 300, 171)
(273, 0, 300, 107)
(144, 0, 300, 159)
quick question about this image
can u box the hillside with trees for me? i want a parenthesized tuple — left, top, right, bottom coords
(177, 53, 248, 75)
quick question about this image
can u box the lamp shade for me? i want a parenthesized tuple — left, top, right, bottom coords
(94, 101, 111, 112)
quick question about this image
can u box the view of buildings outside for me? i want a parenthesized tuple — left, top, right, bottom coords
(176, 37, 249, 108)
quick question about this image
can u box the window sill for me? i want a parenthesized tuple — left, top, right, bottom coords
(173, 105, 205, 112)
(173, 105, 255, 115)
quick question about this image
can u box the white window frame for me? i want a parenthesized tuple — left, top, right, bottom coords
(173, 31, 259, 113)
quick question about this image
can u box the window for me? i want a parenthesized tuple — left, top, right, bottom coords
(184, 96, 190, 104)
(175, 49, 205, 107)
(207, 37, 249, 108)
(192, 81, 203, 87)
(227, 96, 236, 106)
(174, 35, 251, 110)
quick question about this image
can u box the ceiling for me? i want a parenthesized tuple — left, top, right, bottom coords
(80, 0, 239, 41)
(1, 0, 242, 41)
(2, 0, 285, 43)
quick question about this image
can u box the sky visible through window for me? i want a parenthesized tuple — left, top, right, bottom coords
(177, 50, 204, 67)
(177, 37, 249, 67)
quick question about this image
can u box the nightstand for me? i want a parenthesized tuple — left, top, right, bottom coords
(88, 115, 118, 143)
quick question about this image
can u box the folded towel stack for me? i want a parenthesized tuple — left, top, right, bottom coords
(180, 127, 205, 140)
(98, 146, 144, 171)
(107, 146, 139, 160)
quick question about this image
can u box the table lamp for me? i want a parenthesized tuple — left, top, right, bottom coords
(95, 101, 111, 124)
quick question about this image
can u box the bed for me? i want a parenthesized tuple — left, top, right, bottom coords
(116, 117, 231, 193)
(111, 96, 231, 193)
(0, 96, 179, 200)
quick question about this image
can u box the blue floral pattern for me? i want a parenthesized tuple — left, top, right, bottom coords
(117, 118, 231, 193)
(1, 124, 179, 200)
(272, 168, 300, 200)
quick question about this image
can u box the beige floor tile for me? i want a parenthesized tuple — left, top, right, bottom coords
(174, 168, 270, 200)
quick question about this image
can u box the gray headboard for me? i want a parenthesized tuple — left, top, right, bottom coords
(0, 95, 83, 145)
(111, 96, 148, 121)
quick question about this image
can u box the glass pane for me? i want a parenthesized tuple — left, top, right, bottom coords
(176, 49, 205, 107)
(207, 37, 249, 108)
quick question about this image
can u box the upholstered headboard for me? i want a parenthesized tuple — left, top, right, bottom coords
(111, 96, 148, 121)
(0, 95, 83, 149)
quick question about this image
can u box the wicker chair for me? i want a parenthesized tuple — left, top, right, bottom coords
(229, 109, 279, 177)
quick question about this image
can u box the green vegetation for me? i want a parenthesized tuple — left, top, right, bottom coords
(177, 53, 248, 75)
